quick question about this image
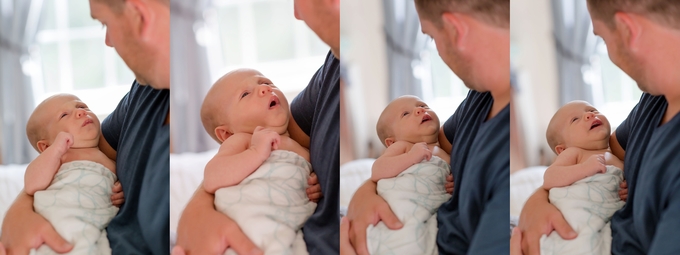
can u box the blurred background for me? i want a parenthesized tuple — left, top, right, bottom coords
(1, 0, 134, 166)
(170, 0, 329, 154)
(510, 0, 641, 173)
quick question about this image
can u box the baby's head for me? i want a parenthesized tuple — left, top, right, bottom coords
(26, 94, 101, 153)
(546, 100, 611, 155)
(376, 95, 440, 147)
(201, 68, 290, 143)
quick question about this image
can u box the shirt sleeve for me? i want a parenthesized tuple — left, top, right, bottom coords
(615, 96, 644, 151)
(290, 66, 322, 136)
(101, 84, 134, 150)
(442, 91, 474, 144)
(466, 161, 511, 254)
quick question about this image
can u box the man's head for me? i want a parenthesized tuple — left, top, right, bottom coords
(587, 0, 680, 95)
(294, 0, 339, 58)
(546, 100, 611, 155)
(415, 0, 509, 93)
(26, 94, 101, 153)
(201, 69, 290, 144)
(376, 95, 440, 147)
(89, 0, 170, 89)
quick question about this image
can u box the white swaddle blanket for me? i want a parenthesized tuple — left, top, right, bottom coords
(540, 165, 625, 255)
(215, 150, 316, 255)
(367, 156, 452, 255)
(32, 160, 118, 255)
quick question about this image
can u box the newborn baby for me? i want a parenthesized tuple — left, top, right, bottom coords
(200, 68, 317, 255)
(367, 95, 452, 255)
(540, 100, 625, 255)
(25, 94, 121, 254)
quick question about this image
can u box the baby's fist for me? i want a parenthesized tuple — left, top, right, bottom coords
(53, 132, 74, 154)
(251, 126, 280, 157)
(408, 142, 432, 163)
(585, 154, 606, 174)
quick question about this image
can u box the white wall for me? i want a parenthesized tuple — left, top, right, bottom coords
(341, 0, 389, 159)
(511, 0, 560, 166)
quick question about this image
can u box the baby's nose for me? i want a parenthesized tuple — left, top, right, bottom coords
(259, 85, 272, 96)
(75, 109, 85, 118)
(414, 108, 424, 115)
(584, 112, 594, 120)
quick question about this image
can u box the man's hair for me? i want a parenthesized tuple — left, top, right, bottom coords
(414, 0, 509, 28)
(587, 0, 680, 29)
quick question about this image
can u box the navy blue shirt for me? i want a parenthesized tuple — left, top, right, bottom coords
(290, 51, 340, 254)
(437, 91, 510, 254)
(102, 82, 170, 255)
(611, 93, 680, 254)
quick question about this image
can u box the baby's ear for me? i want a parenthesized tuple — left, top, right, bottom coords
(384, 137, 396, 147)
(555, 144, 566, 155)
(214, 126, 233, 143)
(36, 140, 49, 153)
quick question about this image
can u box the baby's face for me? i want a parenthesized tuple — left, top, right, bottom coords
(214, 69, 290, 135)
(554, 101, 611, 150)
(37, 94, 101, 149)
(384, 96, 440, 144)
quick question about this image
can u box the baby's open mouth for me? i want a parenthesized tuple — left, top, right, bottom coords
(82, 119, 93, 127)
(269, 96, 280, 109)
(590, 119, 602, 130)
(421, 115, 432, 124)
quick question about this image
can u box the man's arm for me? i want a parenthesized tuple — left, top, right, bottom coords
(609, 132, 625, 161)
(438, 126, 453, 155)
(174, 183, 261, 255)
(98, 135, 117, 161)
(288, 110, 310, 149)
(517, 188, 576, 254)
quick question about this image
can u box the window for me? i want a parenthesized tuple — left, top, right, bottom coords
(201, 0, 329, 100)
(588, 39, 641, 129)
(418, 40, 467, 120)
(30, 0, 134, 119)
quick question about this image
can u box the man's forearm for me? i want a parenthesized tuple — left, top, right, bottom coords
(186, 182, 216, 211)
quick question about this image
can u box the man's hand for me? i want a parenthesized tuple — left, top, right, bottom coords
(250, 126, 280, 159)
(346, 181, 402, 255)
(0, 193, 73, 255)
(340, 217, 357, 255)
(174, 187, 262, 255)
(111, 181, 125, 207)
(306, 172, 322, 203)
(510, 227, 523, 255)
(517, 189, 576, 255)
(619, 180, 628, 201)
(445, 174, 454, 194)
(584, 154, 606, 175)
(53, 132, 74, 155)
(407, 142, 432, 163)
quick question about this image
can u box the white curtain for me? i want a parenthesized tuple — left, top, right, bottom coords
(0, 0, 42, 164)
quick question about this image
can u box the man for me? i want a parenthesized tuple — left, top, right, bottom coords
(513, 0, 680, 254)
(0, 0, 170, 254)
(173, 0, 340, 254)
(342, 0, 510, 254)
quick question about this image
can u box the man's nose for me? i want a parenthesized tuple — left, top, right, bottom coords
(258, 85, 272, 96)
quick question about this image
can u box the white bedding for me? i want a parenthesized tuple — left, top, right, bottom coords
(0, 163, 27, 227)
(510, 166, 547, 218)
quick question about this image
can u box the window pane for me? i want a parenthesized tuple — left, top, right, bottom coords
(68, 0, 100, 28)
(39, 0, 57, 30)
(115, 55, 135, 85)
(217, 6, 243, 66)
(309, 31, 329, 56)
(39, 43, 60, 93)
(253, 1, 294, 62)
(70, 39, 105, 89)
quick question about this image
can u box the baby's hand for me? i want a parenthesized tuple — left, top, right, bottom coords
(111, 181, 125, 207)
(250, 126, 280, 158)
(408, 142, 432, 163)
(53, 132, 74, 154)
(618, 180, 628, 202)
(584, 154, 606, 175)
(306, 172, 322, 203)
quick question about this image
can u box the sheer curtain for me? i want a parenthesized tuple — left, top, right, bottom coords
(0, 0, 42, 164)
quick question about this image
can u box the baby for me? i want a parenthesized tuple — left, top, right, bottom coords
(25, 94, 121, 254)
(540, 100, 625, 255)
(200, 68, 316, 255)
(367, 95, 452, 255)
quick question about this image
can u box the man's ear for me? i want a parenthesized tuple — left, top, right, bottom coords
(37, 140, 49, 153)
(125, 0, 153, 41)
(441, 12, 469, 50)
(214, 126, 233, 143)
(555, 144, 567, 155)
(613, 12, 642, 51)
(385, 137, 396, 147)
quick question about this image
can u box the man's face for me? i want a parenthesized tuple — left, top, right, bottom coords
(384, 96, 440, 144)
(293, 0, 339, 53)
(40, 95, 101, 149)
(419, 17, 476, 91)
(555, 101, 611, 151)
(589, 8, 651, 93)
(217, 70, 290, 135)
(89, 0, 153, 87)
